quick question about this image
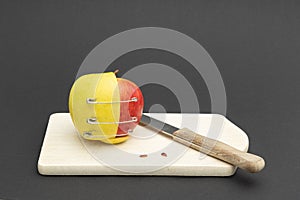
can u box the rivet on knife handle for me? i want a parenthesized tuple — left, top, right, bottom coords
(173, 128, 265, 173)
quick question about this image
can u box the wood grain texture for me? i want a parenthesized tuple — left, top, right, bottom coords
(38, 113, 250, 176)
(173, 128, 265, 173)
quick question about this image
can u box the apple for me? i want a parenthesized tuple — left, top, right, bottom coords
(69, 71, 144, 144)
(116, 78, 144, 137)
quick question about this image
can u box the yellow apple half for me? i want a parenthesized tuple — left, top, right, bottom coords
(69, 72, 129, 144)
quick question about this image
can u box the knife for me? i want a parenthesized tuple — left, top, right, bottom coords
(139, 114, 265, 173)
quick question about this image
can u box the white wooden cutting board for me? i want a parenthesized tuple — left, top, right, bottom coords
(38, 113, 249, 176)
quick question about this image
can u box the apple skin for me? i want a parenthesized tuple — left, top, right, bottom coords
(116, 78, 144, 136)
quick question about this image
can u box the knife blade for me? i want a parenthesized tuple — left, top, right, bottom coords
(139, 114, 265, 173)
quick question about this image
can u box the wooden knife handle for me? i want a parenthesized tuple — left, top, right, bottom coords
(173, 128, 265, 173)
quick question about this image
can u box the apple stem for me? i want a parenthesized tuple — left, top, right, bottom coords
(114, 69, 119, 75)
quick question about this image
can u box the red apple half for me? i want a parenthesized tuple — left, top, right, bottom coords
(116, 78, 144, 136)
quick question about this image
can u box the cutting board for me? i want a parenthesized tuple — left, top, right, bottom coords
(38, 113, 249, 176)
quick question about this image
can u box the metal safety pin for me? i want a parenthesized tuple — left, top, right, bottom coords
(86, 97, 138, 104)
(83, 132, 129, 138)
(87, 117, 138, 125)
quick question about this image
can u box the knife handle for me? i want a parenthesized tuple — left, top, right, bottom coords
(172, 128, 265, 173)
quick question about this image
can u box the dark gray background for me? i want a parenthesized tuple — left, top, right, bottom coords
(0, 0, 299, 199)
